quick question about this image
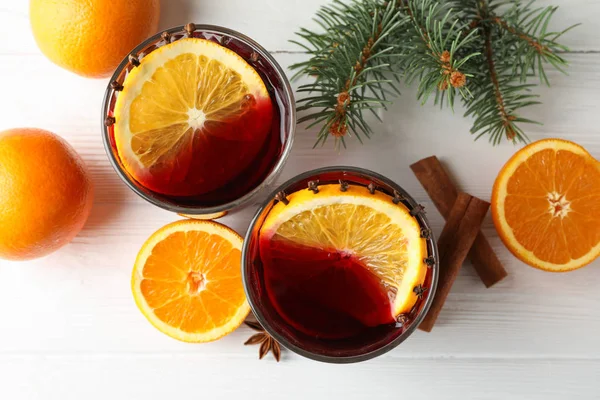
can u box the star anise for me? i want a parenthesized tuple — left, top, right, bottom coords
(244, 320, 281, 362)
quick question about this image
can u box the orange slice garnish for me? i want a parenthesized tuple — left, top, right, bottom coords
(260, 184, 428, 319)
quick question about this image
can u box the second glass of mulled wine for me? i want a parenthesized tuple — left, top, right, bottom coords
(242, 167, 439, 363)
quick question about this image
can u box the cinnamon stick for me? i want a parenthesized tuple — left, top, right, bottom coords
(419, 193, 490, 332)
(411, 156, 507, 287)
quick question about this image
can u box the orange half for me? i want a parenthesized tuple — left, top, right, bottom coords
(492, 139, 600, 271)
(131, 220, 250, 342)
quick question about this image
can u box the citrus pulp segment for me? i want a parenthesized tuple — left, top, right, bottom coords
(260, 184, 428, 318)
(113, 38, 273, 196)
(131, 220, 250, 342)
(492, 139, 600, 271)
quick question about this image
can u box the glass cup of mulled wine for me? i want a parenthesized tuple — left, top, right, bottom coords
(101, 24, 295, 218)
(242, 166, 439, 363)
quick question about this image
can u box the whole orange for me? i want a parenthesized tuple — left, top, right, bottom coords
(30, 0, 160, 78)
(0, 128, 94, 261)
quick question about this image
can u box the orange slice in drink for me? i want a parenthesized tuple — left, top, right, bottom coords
(260, 184, 428, 324)
(492, 139, 600, 271)
(113, 38, 273, 197)
(131, 220, 250, 342)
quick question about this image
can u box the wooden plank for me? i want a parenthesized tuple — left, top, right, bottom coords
(0, 356, 598, 399)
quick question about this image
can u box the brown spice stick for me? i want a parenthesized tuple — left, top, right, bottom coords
(411, 156, 507, 287)
(419, 193, 490, 332)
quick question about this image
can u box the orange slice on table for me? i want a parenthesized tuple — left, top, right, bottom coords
(260, 184, 428, 322)
(113, 38, 273, 196)
(131, 220, 250, 342)
(492, 139, 600, 272)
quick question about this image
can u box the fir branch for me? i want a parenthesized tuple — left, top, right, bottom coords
(470, 23, 527, 143)
(497, 1, 578, 85)
(291, 0, 405, 148)
(291, 0, 576, 147)
(397, 0, 480, 108)
(461, 0, 569, 143)
(474, 0, 523, 142)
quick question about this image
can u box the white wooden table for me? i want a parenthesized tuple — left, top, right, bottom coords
(1, 1, 599, 399)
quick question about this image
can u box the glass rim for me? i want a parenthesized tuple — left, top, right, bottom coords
(241, 166, 440, 364)
(100, 24, 296, 215)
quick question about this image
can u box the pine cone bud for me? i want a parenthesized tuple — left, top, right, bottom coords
(337, 92, 350, 107)
(440, 50, 451, 64)
(329, 121, 348, 137)
(450, 71, 466, 88)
